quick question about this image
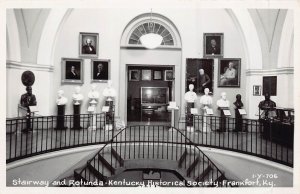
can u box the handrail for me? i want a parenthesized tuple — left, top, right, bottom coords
(6, 113, 293, 167)
(83, 125, 226, 185)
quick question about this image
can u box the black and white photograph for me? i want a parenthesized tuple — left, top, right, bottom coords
(142, 69, 152, 81)
(186, 58, 213, 94)
(79, 32, 99, 57)
(91, 59, 110, 82)
(4, 4, 298, 193)
(218, 58, 241, 87)
(153, 70, 163, 80)
(263, 76, 277, 96)
(203, 33, 224, 57)
(129, 70, 140, 81)
(61, 58, 84, 84)
(164, 70, 173, 81)
(253, 85, 261, 96)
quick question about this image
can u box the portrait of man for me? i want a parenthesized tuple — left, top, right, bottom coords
(186, 58, 213, 94)
(79, 32, 99, 56)
(65, 61, 81, 80)
(92, 60, 109, 81)
(253, 85, 261, 96)
(129, 70, 140, 81)
(62, 58, 84, 84)
(218, 59, 241, 87)
(204, 33, 223, 57)
(165, 70, 173, 81)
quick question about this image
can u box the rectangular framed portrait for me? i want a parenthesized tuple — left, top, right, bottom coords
(263, 76, 277, 96)
(142, 70, 152, 81)
(218, 58, 241, 87)
(186, 58, 214, 94)
(61, 58, 84, 84)
(153, 70, 163, 80)
(164, 70, 173, 81)
(91, 59, 110, 82)
(129, 70, 140, 81)
(203, 33, 224, 58)
(79, 32, 99, 57)
(253, 85, 262, 96)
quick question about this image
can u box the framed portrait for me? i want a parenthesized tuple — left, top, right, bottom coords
(164, 70, 173, 81)
(263, 76, 277, 96)
(218, 58, 241, 87)
(153, 70, 162, 80)
(61, 58, 84, 84)
(79, 32, 99, 57)
(91, 59, 110, 82)
(186, 58, 214, 94)
(253, 85, 262, 96)
(203, 33, 224, 58)
(129, 70, 140, 81)
(142, 70, 152, 81)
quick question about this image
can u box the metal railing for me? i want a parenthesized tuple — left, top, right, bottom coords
(180, 115, 293, 167)
(77, 125, 226, 187)
(6, 113, 113, 163)
(6, 113, 293, 167)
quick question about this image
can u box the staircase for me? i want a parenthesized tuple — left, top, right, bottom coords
(55, 126, 231, 187)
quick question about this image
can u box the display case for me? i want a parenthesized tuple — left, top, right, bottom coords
(140, 87, 170, 121)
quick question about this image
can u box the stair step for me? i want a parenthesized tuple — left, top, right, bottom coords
(111, 147, 124, 166)
(186, 156, 200, 177)
(89, 156, 115, 177)
(178, 149, 187, 168)
(195, 165, 213, 182)
(87, 163, 108, 182)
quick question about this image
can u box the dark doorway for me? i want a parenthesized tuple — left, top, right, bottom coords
(127, 65, 173, 123)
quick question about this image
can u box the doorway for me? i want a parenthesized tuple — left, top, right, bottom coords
(127, 65, 174, 125)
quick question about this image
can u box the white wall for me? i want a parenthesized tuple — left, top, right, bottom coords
(6, 8, 294, 120)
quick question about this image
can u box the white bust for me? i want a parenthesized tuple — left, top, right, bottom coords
(56, 90, 68, 105)
(217, 92, 230, 108)
(184, 84, 197, 103)
(200, 88, 213, 109)
(72, 86, 84, 105)
(103, 80, 116, 100)
(88, 84, 99, 103)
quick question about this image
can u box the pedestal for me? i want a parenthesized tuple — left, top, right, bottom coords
(235, 109, 243, 132)
(218, 107, 228, 132)
(55, 105, 67, 130)
(167, 106, 179, 131)
(22, 109, 33, 133)
(186, 102, 194, 125)
(73, 104, 82, 129)
(88, 100, 98, 130)
(105, 100, 114, 130)
(202, 108, 211, 132)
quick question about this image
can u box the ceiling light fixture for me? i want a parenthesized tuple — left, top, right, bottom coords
(140, 9, 163, 49)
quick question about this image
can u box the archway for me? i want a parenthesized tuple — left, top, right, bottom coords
(119, 12, 182, 124)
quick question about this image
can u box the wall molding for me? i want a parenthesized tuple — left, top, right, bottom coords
(6, 60, 54, 72)
(246, 67, 294, 76)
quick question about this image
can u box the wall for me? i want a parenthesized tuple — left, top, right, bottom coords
(6, 8, 294, 120)
(6, 145, 101, 186)
(201, 147, 293, 187)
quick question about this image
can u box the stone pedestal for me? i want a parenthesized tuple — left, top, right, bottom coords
(72, 104, 82, 129)
(218, 107, 228, 132)
(202, 108, 211, 132)
(56, 105, 67, 130)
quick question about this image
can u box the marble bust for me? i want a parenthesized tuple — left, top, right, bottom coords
(200, 88, 213, 109)
(88, 84, 99, 104)
(72, 86, 84, 105)
(103, 80, 116, 101)
(56, 90, 68, 105)
(184, 84, 197, 103)
(217, 92, 230, 108)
